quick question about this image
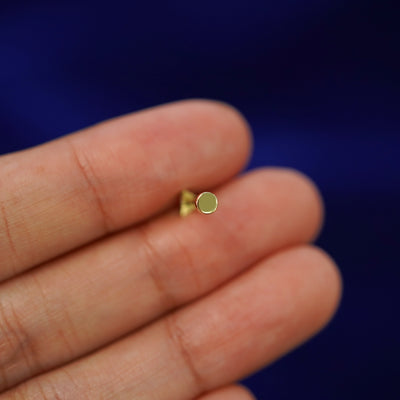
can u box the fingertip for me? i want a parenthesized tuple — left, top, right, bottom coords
(263, 167, 325, 242)
(230, 167, 324, 245)
(289, 244, 343, 332)
(197, 384, 257, 400)
(305, 245, 343, 326)
(234, 384, 257, 400)
(169, 99, 254, 175)
(283, 168, 325, 241)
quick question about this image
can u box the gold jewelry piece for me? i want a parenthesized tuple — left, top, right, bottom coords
(180, 190, 218, 217)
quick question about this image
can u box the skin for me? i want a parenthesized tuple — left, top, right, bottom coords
(0, 100, 342, 399)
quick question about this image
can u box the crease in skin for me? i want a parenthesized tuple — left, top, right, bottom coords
(138, 226, 177, 310)
(0, 203, 19, 276)
(164, 314, 207, 395)
(67, 139, 111, 235)
(0, 300, 28, 390)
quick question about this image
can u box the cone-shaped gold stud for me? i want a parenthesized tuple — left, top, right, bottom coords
(180, 190, 218, 217)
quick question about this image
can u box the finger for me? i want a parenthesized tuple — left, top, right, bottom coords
(0, 168, 323, 390)
(2, 246, 341, 400)
(0, 99, 251, 281)
(196, 385, 256, 400)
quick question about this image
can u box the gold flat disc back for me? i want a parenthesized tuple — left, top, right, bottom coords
(196, 192, 218, 214)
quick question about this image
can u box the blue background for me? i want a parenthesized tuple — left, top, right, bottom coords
(0, 1, 399, 399)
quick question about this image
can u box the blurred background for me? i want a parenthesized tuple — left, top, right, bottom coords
(0, 0, 399, 398)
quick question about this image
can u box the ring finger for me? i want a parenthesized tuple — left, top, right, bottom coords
(1, 245, 341, 400)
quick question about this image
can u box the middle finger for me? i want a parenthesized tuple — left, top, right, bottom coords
(0, 168, 322, 391)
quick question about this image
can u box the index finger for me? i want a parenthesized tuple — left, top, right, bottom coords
(0, 100, 251, 281)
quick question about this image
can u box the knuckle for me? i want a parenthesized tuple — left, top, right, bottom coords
(23, 380, 62, 400)
(0, 200, 19, 278)
(168, 229, 204, 293)
(139, 226, 177, 309)
(139, 223, 202, 308)
(16, 369, 88, 400)
(67, 139, 111, 234)
(0, 300, 30, 390)
(165, 314, 205, 392)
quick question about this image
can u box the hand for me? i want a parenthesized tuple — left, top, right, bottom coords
(0, 100, 341, 400)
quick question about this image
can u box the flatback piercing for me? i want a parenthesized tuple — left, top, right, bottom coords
(180, 190, 218, 217)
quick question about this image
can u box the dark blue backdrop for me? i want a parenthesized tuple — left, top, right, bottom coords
(1, 1, 399, 399)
